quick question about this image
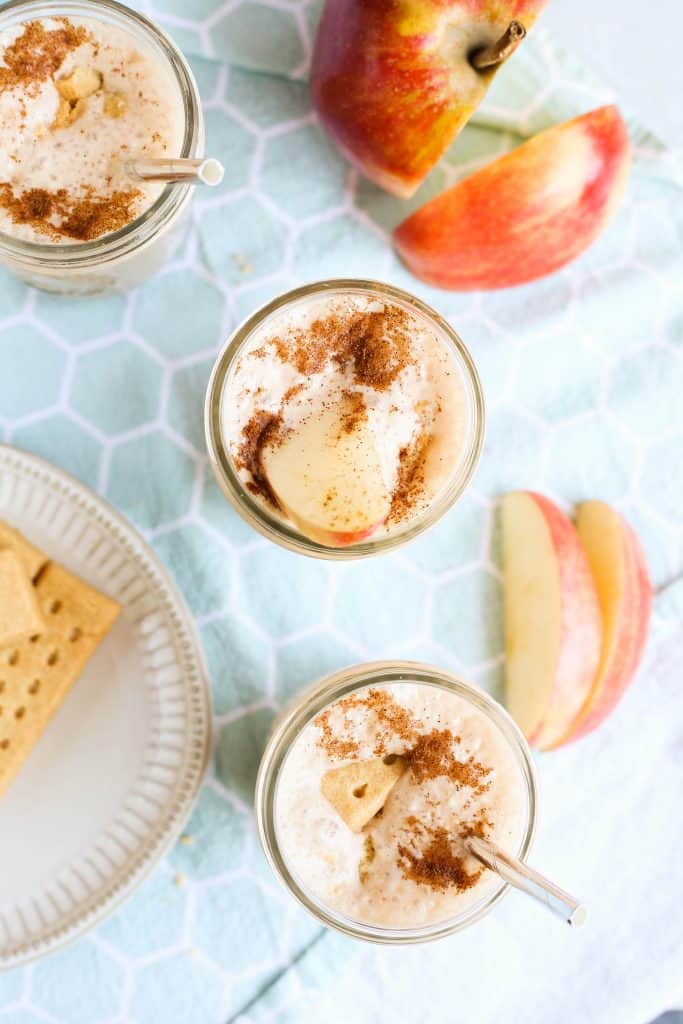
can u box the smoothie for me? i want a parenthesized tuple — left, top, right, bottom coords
(276, 680, 527, 928)
(0, 14, 184, 244)
(219, 288, 477, 549)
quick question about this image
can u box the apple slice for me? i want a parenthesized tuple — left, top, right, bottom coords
(311, 0, 548, 198)
(394, 105, 630, 289)
(501, 491, 602, 750)
(260, 400, 392, 547)
(552, 502, 652, 747)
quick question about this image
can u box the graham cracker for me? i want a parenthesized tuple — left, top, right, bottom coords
(0, 550, 45, 647)
(321, 756, 406, 833)
(0, 556, 120, 797)
(0, 521, 48, 580)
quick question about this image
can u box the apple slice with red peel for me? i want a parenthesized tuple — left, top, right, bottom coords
(260, 399, 392, 547)
(501, 491, 602, 750)
(311, 0, 548, 199)
(394, 105, 631, 289)
(550, 502, 653, 747)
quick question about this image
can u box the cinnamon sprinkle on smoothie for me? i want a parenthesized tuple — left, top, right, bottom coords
(222, 289, 470, 545)
(276, 681, 526, 928)
(236, 410, 286, 506)
(0, 184, 141, 241)
(0, 14, 184, 244)
(315, 687, 421, 758)
(0, 19, 88, 94)
(397, 826, 483, 893)
(406, 728, 491, 792)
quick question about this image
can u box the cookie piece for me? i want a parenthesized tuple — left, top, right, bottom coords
(358, 834, 376, 883)
(0, 562, 120, 797)
(321, 756, 406, 833)
(0, 521, 48, 580)
(0, 550, 45, 647)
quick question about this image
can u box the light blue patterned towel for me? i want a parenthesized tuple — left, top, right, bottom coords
(0, 3, 682, 1022)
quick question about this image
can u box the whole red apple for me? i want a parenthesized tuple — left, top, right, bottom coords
(393, 105, 631, 289)
(311, 0, 549, 198)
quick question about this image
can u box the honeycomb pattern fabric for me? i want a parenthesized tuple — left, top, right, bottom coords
(0, 4, 682, 1022)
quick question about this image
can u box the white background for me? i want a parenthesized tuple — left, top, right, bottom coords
(541, 7, 682, 1022)
(543, 0, 682, 146)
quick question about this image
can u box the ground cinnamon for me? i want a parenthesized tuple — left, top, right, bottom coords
(233, 301, 442, 525)
(339, 391, 367, 434)
(397, 826, 483, 893)
(270, 306, 414, 390)
(0, 20, 88, 95)
(406, 728, 491, 793)
(314, 697, 491, 798)
(235, 410, 285, 507)
(314, 688, 420, 760)
(332, 308, 413, 390)
(315, 708, 360, 761)
(387, 433, 432, 525)
(0, 184, 142, 242)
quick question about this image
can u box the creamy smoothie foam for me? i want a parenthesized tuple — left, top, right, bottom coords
(0, 14, 184, 243)
(276, 682, 526, 928)
(221, 292, 472, 546)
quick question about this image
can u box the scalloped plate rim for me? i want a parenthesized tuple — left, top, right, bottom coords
(0, 443, 213, 969)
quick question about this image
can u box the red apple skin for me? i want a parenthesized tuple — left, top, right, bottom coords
(393, 105, 631, 288)
(328, 524, 383, 547)
(552, 504, 653, 747)
(522, 493, 602, 750)
(502, 490, 602, 751)
(303, 520, 386, 548)
(311, 0, 549, 199)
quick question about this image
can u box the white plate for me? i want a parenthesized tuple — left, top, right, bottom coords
(0, 446, 212, 968)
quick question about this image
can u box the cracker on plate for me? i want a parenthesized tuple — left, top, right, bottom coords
(0, 550, 45, 647)
(0, 521, 48, 580)
(0, 525, 120, 797)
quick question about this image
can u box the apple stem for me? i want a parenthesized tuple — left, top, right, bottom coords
(469, 21, 526, 71)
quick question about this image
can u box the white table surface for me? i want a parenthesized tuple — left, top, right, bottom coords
(543, 0, 682, 147)
(542, 6, 682, 1021)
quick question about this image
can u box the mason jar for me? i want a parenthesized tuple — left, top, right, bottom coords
(255, 661, 538, 944)
(0, 0, 204, 296)
(205, 280, 485, 559)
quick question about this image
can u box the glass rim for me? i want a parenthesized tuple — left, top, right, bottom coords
(204, 278, 486, 560)
(0, 0, 202, 266)
(255, 660, 539, 945)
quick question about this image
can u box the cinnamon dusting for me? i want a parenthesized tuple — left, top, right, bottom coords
(269, 307, 413, 390)
(317, 703, 491, 793)
(406, 728, 491, 793)
(397, 826, 483, 893)
(314, 687, 421, 760)
(387, 434, 433, 525)
(332, 308, 412, 390)
(0, 20, 89, 95)
(315, 708, 360, 761)
(339, 391, 367, 434)
(231, 300, 449, 530)
(0, 184, 142, 242)
(236, 410, 285, 507)
(314, 689, 501, 896)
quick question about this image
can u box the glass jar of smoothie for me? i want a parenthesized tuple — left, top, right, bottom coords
(0, 0, 204, 295)
(205, 280, 485, 559)
(255, 661, 538, 944)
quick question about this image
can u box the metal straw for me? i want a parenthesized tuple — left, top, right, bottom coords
(124, 157, 225, 186)
(466, 835, 587, 927)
